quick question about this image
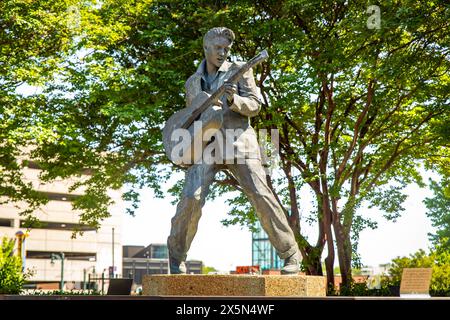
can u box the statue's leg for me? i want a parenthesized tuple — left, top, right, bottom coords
(227, 159, 299, 261)
(167, 163, 217, 273)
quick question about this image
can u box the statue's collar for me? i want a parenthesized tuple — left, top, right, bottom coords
(196, 59, 232, 76)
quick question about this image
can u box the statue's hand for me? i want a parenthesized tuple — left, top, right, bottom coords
(214, 99, 223, 109)
(224, 81, 237, 104)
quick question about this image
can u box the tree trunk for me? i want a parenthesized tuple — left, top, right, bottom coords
(292, 230, 323, 276)
(322, 206, 335, 291)
(334, 223, 353, 291)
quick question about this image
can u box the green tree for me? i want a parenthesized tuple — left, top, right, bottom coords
(424, 178, 450, 249)
(4, 0, 450, 292)
(0, 0, 79, 222)
(424, 114, 450, 250)
(214, 0, 450, 289)
(201, 265, 218, 274)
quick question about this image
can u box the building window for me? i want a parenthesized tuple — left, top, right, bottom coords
(26, 251, 97, 261)
(0, 218, 13, 227)
(1, 191, 80, 203)
(39, 192, 81, 202)
(150, 245, 169, 259)
(252, 221, 283, 270)
(20, 220, 96, 231)
(23, 160, 93, 175)
(22, 160, 41, 170)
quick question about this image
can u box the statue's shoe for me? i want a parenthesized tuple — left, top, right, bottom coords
(169, 257, 187, 274)
(281, 251, 300, 275)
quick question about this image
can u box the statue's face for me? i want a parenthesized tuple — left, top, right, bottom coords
(204, 36, 232, 69)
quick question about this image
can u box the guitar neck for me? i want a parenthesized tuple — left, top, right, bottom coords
(181, 50, 268, 129)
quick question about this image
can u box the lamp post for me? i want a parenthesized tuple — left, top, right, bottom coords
(112, 227, 115, 278)
(50, 252, 65, 291)
(83, 265, 96, 290)
(145, 251, 150, 275)
(15, 231, 28, 272)
(101, 269, 106, 294)
(166, 246, 170, 274)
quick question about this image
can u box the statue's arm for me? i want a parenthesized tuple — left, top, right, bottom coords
(185, 75, 196, 107)
(228, 67, 261, 117)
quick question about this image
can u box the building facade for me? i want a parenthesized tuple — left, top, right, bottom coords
(122, 244, 203, 285)
(252, 220, 283, 270)
(0, 162, 123, 289)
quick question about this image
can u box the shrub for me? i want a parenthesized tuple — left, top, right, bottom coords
(330, 276, 394, 296)
(0, 237, 28, 294)
(384, 241, 450, 296)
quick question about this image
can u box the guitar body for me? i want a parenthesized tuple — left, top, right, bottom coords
(162, 91, 223, 166)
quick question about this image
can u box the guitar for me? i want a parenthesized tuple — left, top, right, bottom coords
(162, 50, 269, 166)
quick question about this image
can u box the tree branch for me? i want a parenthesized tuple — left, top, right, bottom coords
(336, 79, 375, 184)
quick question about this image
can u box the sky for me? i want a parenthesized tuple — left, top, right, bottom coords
(121, 176, 436, 272)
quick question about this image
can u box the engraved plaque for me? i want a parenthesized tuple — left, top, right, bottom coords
(400, 268, 432, 295)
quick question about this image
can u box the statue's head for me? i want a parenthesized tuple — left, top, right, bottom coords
(203, 27, 235, 69)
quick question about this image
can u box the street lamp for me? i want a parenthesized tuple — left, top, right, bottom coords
(145, 251, 150, 275)
(15, 231, 28, 272)
(112, 227, 115, 278)
(166, 247, 170, 274)
(83, 265, 96, 290)
(50, 252, 65, 291)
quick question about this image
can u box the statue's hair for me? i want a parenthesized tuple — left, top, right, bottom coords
(203, 27, 235, 48)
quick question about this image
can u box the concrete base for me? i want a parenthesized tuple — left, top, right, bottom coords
(142, 275, 326, 297)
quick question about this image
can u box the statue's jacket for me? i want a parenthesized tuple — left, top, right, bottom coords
(185, 59, 263, 162)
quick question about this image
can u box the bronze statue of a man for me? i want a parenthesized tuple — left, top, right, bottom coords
(167, 27, 301, 274)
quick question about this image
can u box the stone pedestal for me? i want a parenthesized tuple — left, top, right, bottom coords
(142, 274, 326, 297)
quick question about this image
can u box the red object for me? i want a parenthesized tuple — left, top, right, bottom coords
(236, 266, 260, 274)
